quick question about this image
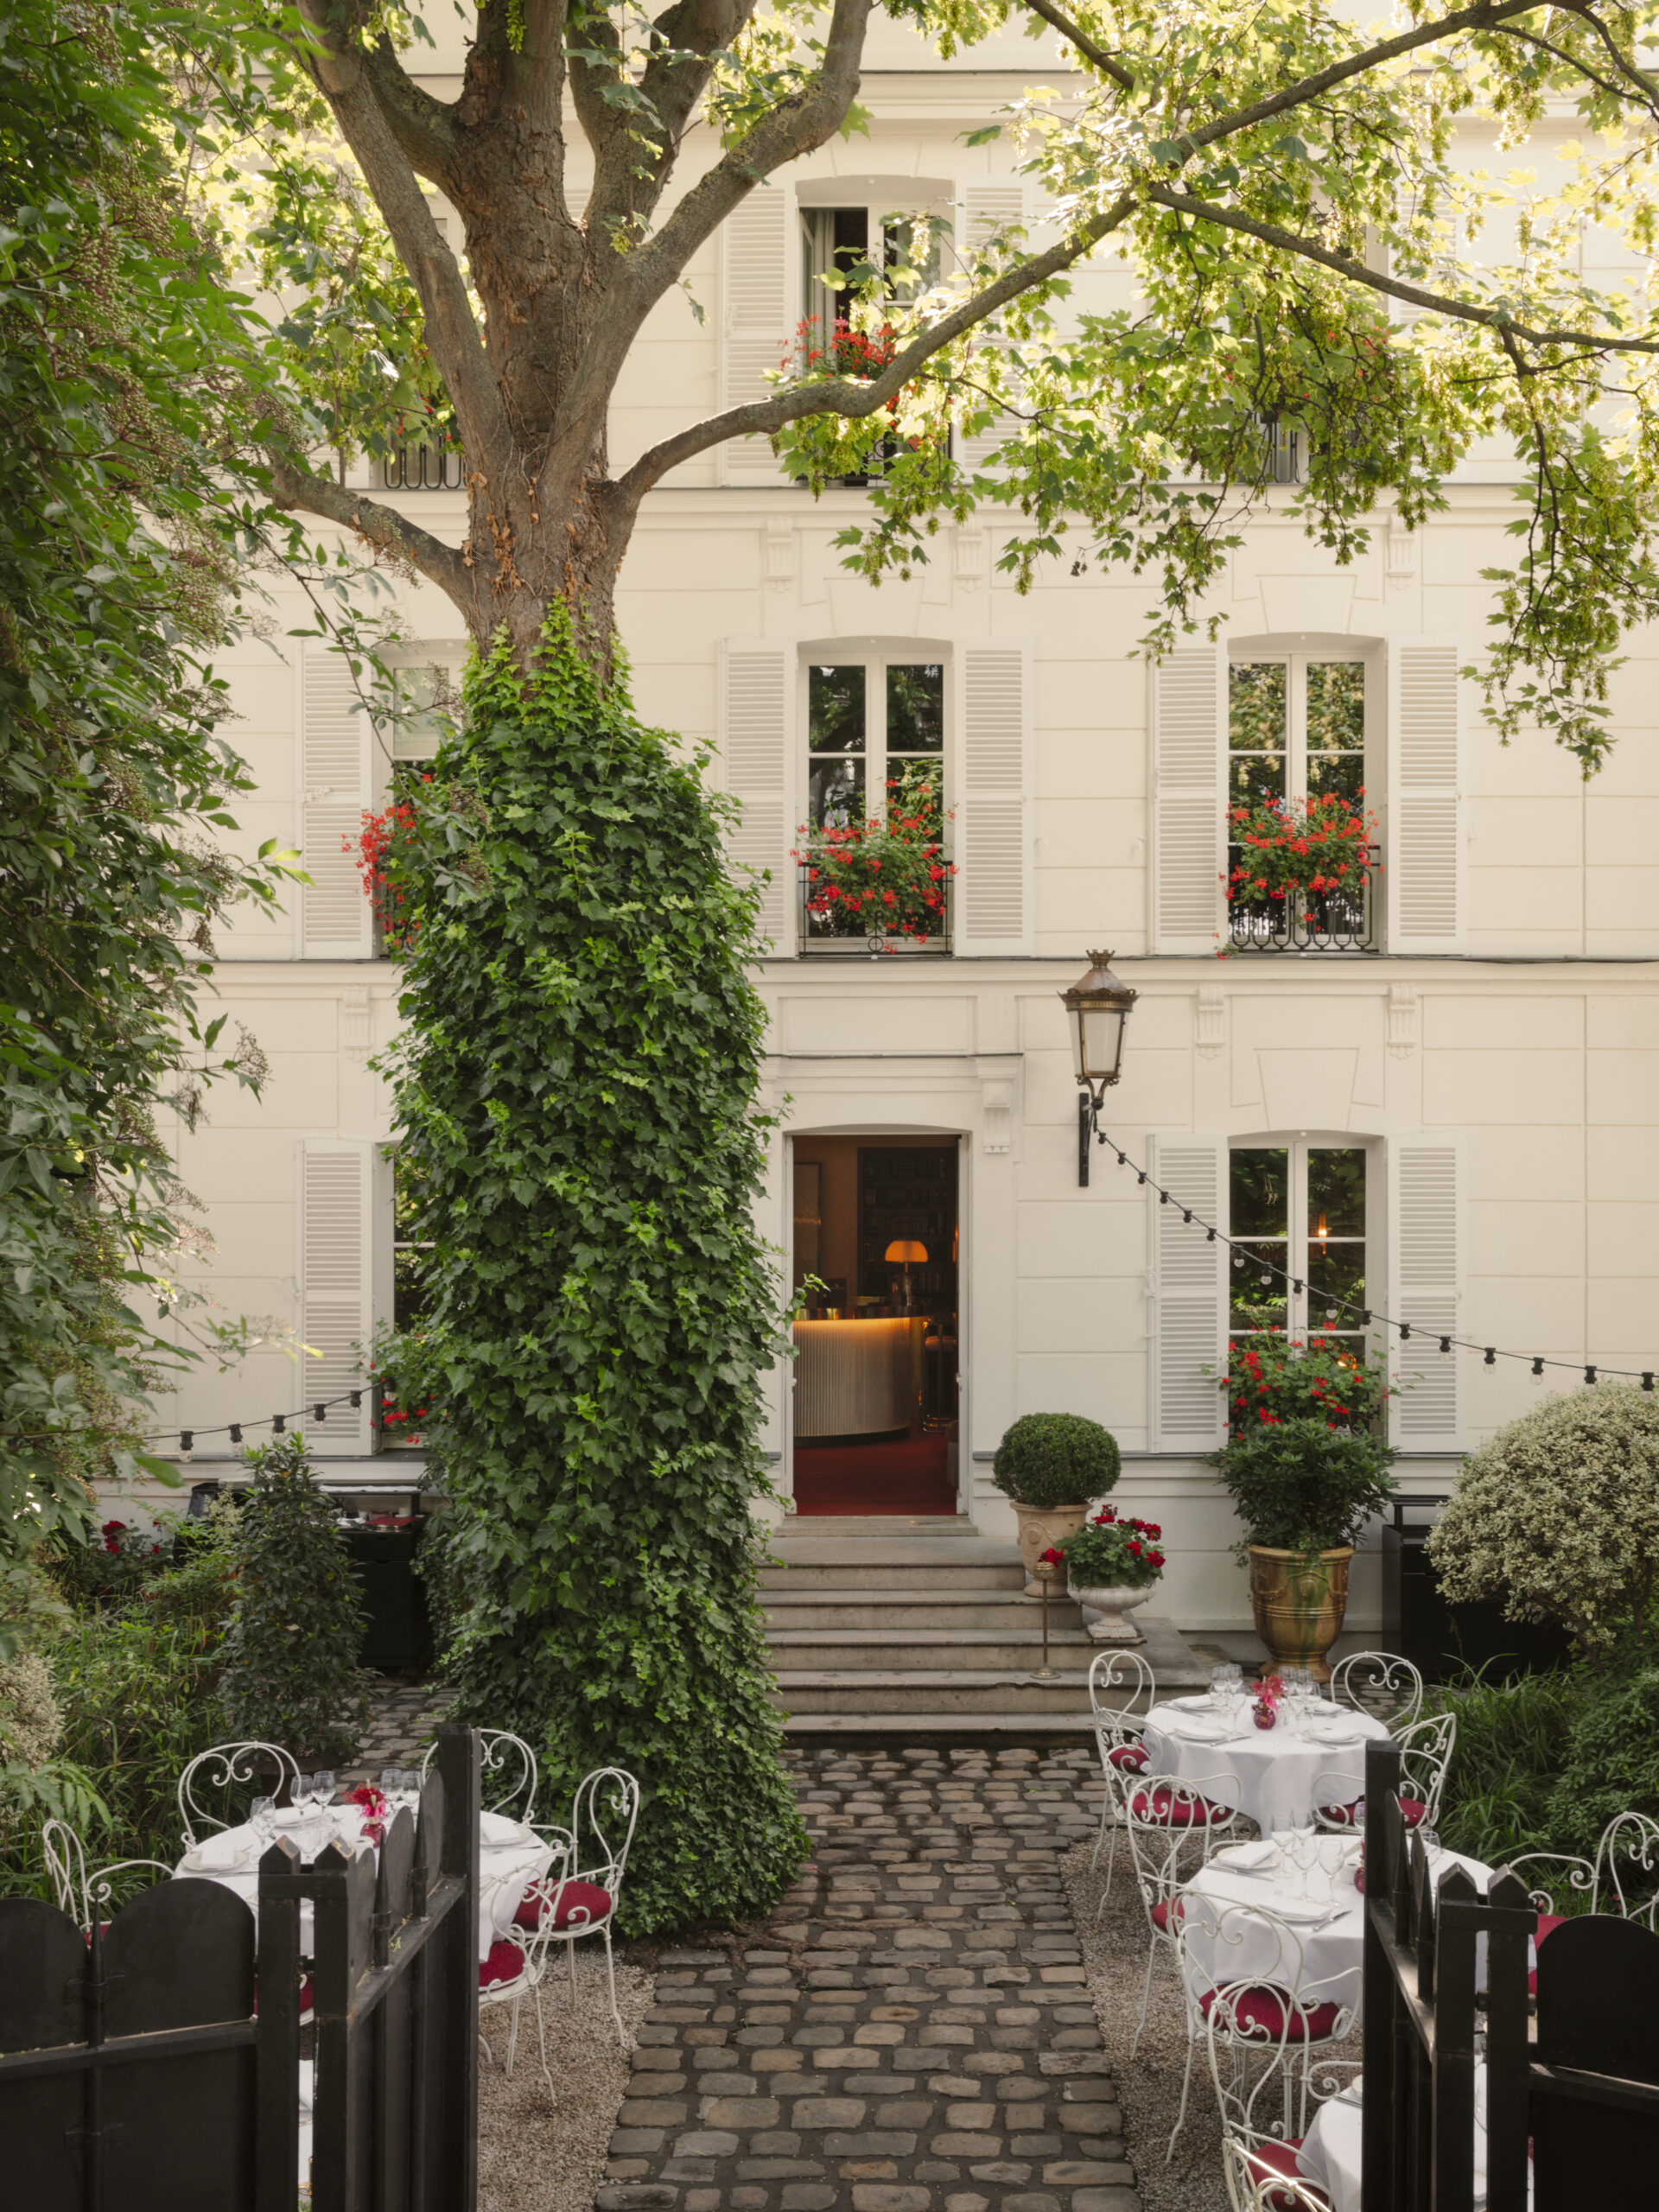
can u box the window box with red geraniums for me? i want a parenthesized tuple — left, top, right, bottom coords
(1223, 791, 1379, 944)
(346, 775, 432, 957)
(793, 764, 956, 951)
(1057, 1508, 1167, 1645)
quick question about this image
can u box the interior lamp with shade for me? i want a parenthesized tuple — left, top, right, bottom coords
(885, 1237, 928, 1313)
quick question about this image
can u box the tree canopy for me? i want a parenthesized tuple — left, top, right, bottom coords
(245, 0, 1659, 766)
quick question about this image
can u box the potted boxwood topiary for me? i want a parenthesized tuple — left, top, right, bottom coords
(993, 1413, 1122, 1594)
(1058, 1507, 1166, 1643)
(1209, 1416, 1397, 1678)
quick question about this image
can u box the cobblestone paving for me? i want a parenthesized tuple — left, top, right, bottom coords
(600, 1744, 1139, 2212)
(343, 1677, 454, 1784)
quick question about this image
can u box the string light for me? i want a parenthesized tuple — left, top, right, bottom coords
(229, 1424, 242, 1446)
(1089, 1115, 1658, 1389)
(271, 1414, 285, 1434)
(142, 1386, 372, 1449)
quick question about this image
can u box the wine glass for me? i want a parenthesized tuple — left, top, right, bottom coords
(296, 1773, 315, 1818)
(313, 1770, 336, 1807)
(250, 1796, 277, 1848)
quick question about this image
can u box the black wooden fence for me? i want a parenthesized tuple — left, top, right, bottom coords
(0, 1722, 481, 2211)
(1361, 1734, 1659, 2210)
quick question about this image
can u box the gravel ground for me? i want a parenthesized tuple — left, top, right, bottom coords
(477, 1948, 656, 2212)
(1062, 1829, 1361, 2212)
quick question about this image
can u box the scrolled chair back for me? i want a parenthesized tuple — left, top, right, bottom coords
(42, 1816, 90, 1927)
(1087, 1648, 1155, 1729)
(1395, 1707, 1457, 1826)
(1328, 1649, 1425, 1732)
(571, 1765, 641, 1890)
(1185, 1898, 1359, 2127)
(1595, 1808, 1659, 1929)
(418, 1728, 539, 1824)
(177, 1739, 301, 1850)
(1221, 2134, 1338, 2212)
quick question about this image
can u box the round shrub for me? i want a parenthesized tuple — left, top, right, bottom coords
(1208, 1416, 1398, 1554)
(1427, 1382, 1659, 1656)
(993, 1414, 1121, 1510)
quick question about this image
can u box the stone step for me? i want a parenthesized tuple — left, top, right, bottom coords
(779, 1708, 1108, 1745)
(762, 1585, 1084, 1631)
(772, 1666, 1100, 1715)
(784, 1513, 977, 1539)
(768, 1625, 1096, 1669)
(760, 1537, 1025, 1591)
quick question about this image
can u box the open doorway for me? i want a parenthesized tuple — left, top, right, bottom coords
(790, 1135, 960, 1515)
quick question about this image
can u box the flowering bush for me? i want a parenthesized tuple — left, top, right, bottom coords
(1058, 1507, 1166, 1590)
(1218, 1330, 1393, 1437)
(793, 766, 955, 946)
(797, 315, 899, 386)
(1224, 791, 1378, 910)
(1428, 1383, 1659, 1658)
(347, 779, 429, 955)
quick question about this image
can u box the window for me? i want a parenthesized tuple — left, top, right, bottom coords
(383, 645, 466, 761)
(807, 658, 944, 833)
(1230, 1143, 1369, 1357)
(800, 206, 938, 359)
(1229, 656, 1366, 811)
(392, 1151, 433, 1331)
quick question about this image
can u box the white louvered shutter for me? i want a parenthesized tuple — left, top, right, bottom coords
(957, 645, 1029, 952)
(721, 187, 791, 486)
(1387, 642, 1462, 954)
(721, 639, 791, 945)
(952, 184, 1026, 476)
(1150, 1138, 1228, 1452)
(1151, 647, 1226, 953)
(299, 644, 376, 958)
(299, 1140, 374, 1454)
(1390, 1141, 1461, 1454)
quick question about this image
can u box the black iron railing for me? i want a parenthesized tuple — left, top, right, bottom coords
(1224, 840, 1379, 953)
(382, 443, 466, 491)
(796, 857, 953, 957)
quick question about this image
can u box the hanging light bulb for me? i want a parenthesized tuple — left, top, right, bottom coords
(1531, 1358, 1545, 1378)
(1233, 1254, 1244, 1269)
(1484, 1348, 1497, 1366)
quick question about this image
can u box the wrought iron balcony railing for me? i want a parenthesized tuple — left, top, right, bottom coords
(1224, 842, 1380, 954)
(381, 443, 465, 491)
(796, 858, 953, 957)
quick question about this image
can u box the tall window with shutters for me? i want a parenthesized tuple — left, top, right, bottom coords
(1230, 1143, 1371, 1356)
(799, 655, 950, 952)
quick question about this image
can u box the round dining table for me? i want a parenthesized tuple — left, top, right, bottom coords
(173, 1805, 552, 1963)
(1141, 1694, 1392, 1834)
(1178, 1833, 1503, 2029)
(1297, 2062, 1505, 2212)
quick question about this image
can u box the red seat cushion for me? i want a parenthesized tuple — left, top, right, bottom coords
(1319, 1795, 1427, 1830)
(1243, 2136, 1328, 2212)
(480, 1937, 527, 1993)
(1130, 1786, 1226, 1827)
(1529, 1910, 1567, 1995)
(1200, 1984, 1344, 2043)
(1108, 1741, 1148, 1773)
(1151, 1898, 1172, 1932)
(512, 1878, 613, 1933)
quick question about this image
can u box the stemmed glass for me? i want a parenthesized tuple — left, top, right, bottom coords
(1286, 1824, 1319, 1903)
(296, 1773, 315, 1820)
(250, 1796, 278, 1850)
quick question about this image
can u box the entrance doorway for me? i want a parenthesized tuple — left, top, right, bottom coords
(790, 1135, 960, 1515)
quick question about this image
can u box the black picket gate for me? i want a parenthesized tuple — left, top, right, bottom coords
(1361, 1735, 1659, 2210)
(0, 1722, 481, 2211)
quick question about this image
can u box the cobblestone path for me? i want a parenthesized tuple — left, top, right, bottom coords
(600, 1743, 1140, 2212)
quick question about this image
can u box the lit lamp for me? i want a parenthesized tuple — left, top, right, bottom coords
(885, 1238, 928, 1313)
(1060, 948, 1138, 1188)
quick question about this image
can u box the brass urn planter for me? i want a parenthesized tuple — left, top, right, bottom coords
(1247, 1543, 1355, 1679)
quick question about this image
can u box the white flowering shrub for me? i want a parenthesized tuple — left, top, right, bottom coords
(1428, 1383, 1659, 1655)
(0, 1651, 64, 1770)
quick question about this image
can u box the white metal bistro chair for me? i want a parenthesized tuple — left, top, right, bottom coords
(1179, 1895, 1359, 2164)
(1326, 1649, 1424, 1733)
(177, 1740, 302, 1851)
(516, 1765, 640, 2046)
(419, 1728, 538, 1826)
(1087, 1649, 1156, 1899)
(1313, 1709, 1456, 1834)
(477, 1823, 575, 2102)
(1117, 1766, 1244, 2063)
(1508, 1807, 1659, 1984)
(42, 1818, 171, 1935)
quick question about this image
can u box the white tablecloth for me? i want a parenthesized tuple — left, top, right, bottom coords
(173, 1807, 551, 1965)
(1142, 1698, 1392, 1834)
(1298, 2063, 1519, 2212)
(1179, 1835, 1498, 2029)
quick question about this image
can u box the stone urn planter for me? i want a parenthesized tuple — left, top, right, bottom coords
(1247, 1544, 1355, 1680)
(1013, 1500, 1090, 1596)
(1069, 1581, 1154, 1644)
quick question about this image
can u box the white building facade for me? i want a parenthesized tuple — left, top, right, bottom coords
(155, 20, 1659, 1638)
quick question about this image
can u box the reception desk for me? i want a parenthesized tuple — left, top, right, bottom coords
(793, 1317, 924, 1440)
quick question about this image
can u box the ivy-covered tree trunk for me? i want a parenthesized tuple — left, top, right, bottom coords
(393, 623, 806, 1933)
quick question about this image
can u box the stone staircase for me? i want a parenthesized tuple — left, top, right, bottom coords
(761, 1513, 1208, 1744)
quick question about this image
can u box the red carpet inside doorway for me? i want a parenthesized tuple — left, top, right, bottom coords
(791, 1431, 957, 1516)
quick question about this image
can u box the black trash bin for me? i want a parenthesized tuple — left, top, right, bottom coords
(347, 1519, 433, 1674)
(1383, 1495, 1571, 1681)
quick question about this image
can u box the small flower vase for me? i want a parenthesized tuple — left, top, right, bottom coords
(1252, 1695, 1278, 1731)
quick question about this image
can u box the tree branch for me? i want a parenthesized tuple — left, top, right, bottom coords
(359, 35, 467, 195)
(609, 194, 1136, 510)
(290, 0, 512, 481)
(551, 0, 876, 509)
(1146, 182, 1659, 356)
(269, 457, 474, 608)
(1014, 0, 1134, 92)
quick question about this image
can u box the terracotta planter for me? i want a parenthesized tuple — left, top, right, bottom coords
(1012, 1499, 1090, 1596)
(1247, 1543, 1354, 1680)
(1069, 1581, 1154, 1644)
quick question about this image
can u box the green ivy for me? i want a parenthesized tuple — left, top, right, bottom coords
(385, 617, 809, 1935)
(216, 1436, 371, 1765)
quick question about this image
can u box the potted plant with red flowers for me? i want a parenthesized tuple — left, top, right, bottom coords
(1223, 791, 1379, 948)
(792, 763, 956, 953)
(1057, 1506, 1167, 1644)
